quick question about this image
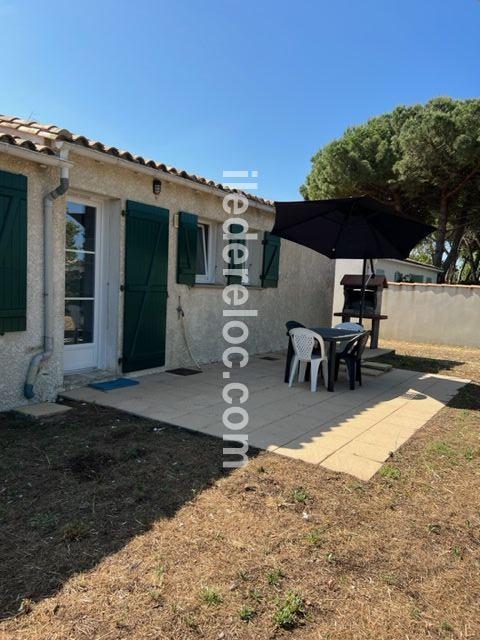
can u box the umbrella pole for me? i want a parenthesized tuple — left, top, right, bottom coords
(359, 258, 367, 325)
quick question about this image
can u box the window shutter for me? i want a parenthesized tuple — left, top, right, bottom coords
(0, 169, 27, 334)
(177, 211, 198, 285)
(261, 232, 281, 288)
(227, 223, 245, 285)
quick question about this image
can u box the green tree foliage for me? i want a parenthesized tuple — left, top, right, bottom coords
(301, 98, 480, 282)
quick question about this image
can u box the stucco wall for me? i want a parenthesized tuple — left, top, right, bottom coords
(0, 150, 334, 410)
(380, 283, 480, 348)
(0, 153, 65, 410)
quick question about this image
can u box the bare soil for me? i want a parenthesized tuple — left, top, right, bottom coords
(1, 343, 479, 639)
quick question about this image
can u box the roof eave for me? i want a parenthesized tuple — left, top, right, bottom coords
(0, 141, 74, 168)
(386, 257, 443, 272)
(66, 143, 275, 213)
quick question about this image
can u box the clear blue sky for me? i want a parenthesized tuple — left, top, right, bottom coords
(1, 0, 478, 201)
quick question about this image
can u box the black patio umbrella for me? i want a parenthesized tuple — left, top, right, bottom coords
(272, 196, 435, 323)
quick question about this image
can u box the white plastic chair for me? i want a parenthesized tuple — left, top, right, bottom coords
(288, 328, 329, 392)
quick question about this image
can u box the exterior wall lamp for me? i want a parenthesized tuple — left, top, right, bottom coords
(153, 179, 162, 195)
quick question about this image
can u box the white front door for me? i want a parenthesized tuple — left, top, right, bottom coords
(63, 199, 103, 372)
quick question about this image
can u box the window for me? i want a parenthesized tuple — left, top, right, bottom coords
(195, 221, 216, 283)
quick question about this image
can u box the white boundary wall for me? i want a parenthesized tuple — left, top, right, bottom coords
(381, 283, 480, 348)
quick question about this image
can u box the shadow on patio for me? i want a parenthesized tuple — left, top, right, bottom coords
(62, 355, 469, 482)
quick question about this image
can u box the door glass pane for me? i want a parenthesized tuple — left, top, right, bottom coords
(64, 300, 94, 344)
(64, 201, 96, 347)
(66, 202, 96, 251)
(65, 252, 95, 297)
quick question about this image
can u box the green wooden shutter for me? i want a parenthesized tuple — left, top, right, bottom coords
(122, 201, 169, 373)
(261, 232, 281, 288)
(0, 169, 27, 334)
(227, 223, 245, 285)
(177, 212, 198, 285)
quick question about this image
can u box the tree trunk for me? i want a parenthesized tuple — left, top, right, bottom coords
(442, 215, 467, 282)
(465, 240, 480, 284)
(434, 194, 448, 276)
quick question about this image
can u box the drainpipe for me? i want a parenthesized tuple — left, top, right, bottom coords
(24, 145, 70, 399)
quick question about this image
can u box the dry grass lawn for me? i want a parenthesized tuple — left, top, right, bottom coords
(1, 341, 479, 639)
(378, 339, 480, 383)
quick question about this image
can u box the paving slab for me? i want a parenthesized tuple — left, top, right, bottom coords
(60, 354, 468, 481)
(319, 451, 384, 482)
(15, 402, 72, 419)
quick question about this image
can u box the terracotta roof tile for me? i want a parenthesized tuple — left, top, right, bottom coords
(0, 132, 55, 156)
(17, 124, 43, 136)
(0, 114, 272, 207)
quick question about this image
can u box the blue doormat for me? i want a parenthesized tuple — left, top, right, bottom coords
(89, 378, 139, 392)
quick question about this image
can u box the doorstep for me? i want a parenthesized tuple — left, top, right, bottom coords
(63, 368, 117, 391)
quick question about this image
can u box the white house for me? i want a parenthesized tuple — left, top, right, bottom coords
(375, 258, 442, 283)
(0, 115, 334, 411)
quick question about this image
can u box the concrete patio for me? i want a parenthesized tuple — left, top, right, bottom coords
(62, 356, 468, 481)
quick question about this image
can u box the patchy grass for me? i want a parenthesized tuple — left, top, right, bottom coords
(266, 568, 284, 586)
(378, 338, 480, 382)
(238, 604, 256, 622)
(248, 587, 263, 603)
(306, 527, 324, 546)
(200, 587, 223, 606)
(429, 441, 457, 458)
(379, 463, 401, 480)
(273, 591, 306, 629)
(1, 345, 480, 639)
(60, 520, 90, 542)
(291, 487, 309, 503)
(29, 512, 59, 532)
